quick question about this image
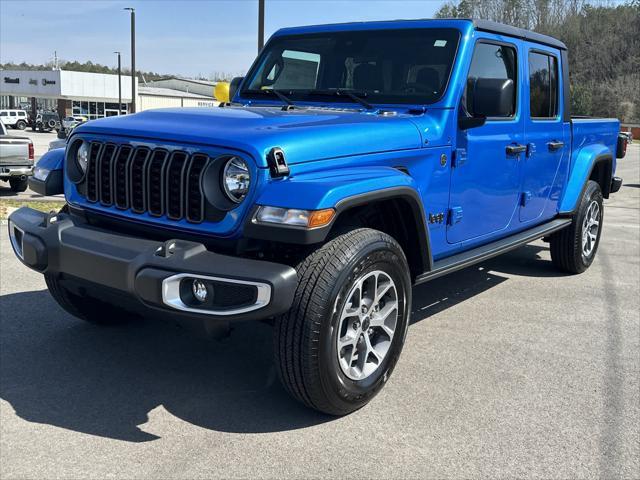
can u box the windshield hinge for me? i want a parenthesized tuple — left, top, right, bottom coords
(267, 147, 290, 178)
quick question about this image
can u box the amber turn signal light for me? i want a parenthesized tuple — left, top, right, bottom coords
(308, 208, 335, 228)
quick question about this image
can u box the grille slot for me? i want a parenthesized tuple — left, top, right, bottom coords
(129, 147, 151, 213)
(146, 150, 169, 216)
(186, 154, 209, 223)
(81, 142, 212, 223)
(99, 144, 117, 205)
(166, 152, 189, 220)
(86, 143, 102, 202)
(114, 145, 133, 209)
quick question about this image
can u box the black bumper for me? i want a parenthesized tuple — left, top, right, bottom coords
(7, 207, 297, 321)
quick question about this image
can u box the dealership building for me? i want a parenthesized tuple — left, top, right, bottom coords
(0, 70, 219, 119)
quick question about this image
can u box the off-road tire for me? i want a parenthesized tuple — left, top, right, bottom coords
(15, 120, 26, 130)
(45, 273, 132, 325)
(550, 180, 604, 273)
(9, 177, 28, 192)
(274, 228, 412, 415)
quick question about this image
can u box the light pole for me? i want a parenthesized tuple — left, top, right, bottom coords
(124, 7, 136, 113)
(114, 51, 122, 115)
(258, 0, 264, 52)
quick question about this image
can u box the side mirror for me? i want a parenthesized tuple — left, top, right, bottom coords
(473, 78, 515, 117)
(229, 77, 244, 101)
(214, 82, 231, 103)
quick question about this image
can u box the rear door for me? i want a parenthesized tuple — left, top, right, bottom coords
(448, 39, 524, 244)
(519, 46, 568, 222)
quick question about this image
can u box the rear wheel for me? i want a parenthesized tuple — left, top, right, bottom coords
(45, 274, 132, 325)
(550, 180, 604, 273)
(9, 177, 28, 192)
(274, 228, 412, 415)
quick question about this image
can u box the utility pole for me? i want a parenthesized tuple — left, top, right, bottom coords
(114, 51, 122, 115)
(124, 7, 136, 113)
(258, 0, 265, 52)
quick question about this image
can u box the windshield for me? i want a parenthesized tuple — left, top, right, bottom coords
(242, 28, 460, 106)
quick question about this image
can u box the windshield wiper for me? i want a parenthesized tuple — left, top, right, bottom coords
(244, 89, 295, 109)
(308, 89, 375, 110)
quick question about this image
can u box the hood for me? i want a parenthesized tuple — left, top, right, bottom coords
(74, 106, 426, 167)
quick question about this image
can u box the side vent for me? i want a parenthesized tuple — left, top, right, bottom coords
(267, 147, 290, 178)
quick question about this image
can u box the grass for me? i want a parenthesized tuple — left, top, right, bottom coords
(0, 199, 66, 220)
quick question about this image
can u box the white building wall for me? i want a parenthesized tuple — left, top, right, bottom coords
(137, 95, 220, 112)
(60, 71, 134, 102)
(0, 70, 135, 102)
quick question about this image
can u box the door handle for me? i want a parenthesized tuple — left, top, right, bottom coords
(547, 140, 564, 151)
(506, 144, 527, 156)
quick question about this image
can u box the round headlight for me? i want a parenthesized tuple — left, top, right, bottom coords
(76, 142, 90, 174)
(221, 156, 250, 203)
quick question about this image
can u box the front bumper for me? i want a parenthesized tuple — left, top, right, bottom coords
(7, 207, 297, 321)
(0, 165, 33, 179)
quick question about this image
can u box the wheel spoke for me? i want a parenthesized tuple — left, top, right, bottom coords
(336, 269, 400, 380)
(364, 335, 382, 364)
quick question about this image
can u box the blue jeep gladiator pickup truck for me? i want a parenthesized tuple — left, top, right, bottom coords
(9, 19, 626, 415)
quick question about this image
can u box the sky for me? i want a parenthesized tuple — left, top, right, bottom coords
(0, 0, 446, 78)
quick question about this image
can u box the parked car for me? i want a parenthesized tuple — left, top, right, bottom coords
(11, 19, 626, 415)
(620, 131, 633, 144)
(0, 122, 34, 192)
(0, 109, 29, 130)
(48, 137, 68, 151)
(32, 112, 60, 132)
(62, 116, 88, 130)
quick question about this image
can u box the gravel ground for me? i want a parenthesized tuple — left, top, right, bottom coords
(0, 144, 638, 479)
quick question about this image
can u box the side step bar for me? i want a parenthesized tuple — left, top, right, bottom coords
(415, 218, 572, 285)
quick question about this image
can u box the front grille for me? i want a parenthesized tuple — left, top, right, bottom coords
(84, 142, 211, 223)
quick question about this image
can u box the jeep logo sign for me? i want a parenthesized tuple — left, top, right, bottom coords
(41, 79, 56, 86)
(3, 77, 19, 84)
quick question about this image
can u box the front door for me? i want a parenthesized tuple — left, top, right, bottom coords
(447, 39, 524, 244)
(519, 46, 567, 223)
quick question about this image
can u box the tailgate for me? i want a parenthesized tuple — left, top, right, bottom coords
(0, 138, 31, 165)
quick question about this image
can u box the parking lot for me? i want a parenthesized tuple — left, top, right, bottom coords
(0, 144, 638, 479)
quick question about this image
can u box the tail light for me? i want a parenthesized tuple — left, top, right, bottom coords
(28, 142, 34, 160)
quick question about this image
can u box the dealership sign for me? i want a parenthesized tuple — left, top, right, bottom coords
(3, 77, 19, 84)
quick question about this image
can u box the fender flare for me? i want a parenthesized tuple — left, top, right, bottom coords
(243, 168, 432, 270)
(559, 148, 613, 215)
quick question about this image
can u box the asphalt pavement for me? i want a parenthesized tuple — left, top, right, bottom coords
(0, 144, 638, 479)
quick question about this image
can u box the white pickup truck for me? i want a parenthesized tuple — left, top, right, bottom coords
(0, 122, 34, 192)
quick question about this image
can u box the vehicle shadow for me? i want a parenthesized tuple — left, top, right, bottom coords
(0, 186, 21, 197)
(0, 243, 556, 442)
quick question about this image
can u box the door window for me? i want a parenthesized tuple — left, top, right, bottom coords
(529, 52, 558, 119)
(464, 42, 517, 117)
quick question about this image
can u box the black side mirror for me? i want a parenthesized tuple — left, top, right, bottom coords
(229, 77, 244, 101)
(473, 78, 515, 117)
(458, 115, 486, 130)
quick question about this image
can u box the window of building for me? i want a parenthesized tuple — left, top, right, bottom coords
(464, 42, 517, 117)
(529, 51, 558, 119)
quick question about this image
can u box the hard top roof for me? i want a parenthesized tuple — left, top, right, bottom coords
(274, 18, 567, 51)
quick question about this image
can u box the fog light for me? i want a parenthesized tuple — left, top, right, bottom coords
(192, 279, 209, 303)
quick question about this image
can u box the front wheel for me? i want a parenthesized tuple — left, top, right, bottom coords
(15, 120, 27, 130)
(550, 180, 604, 273)
(9, 177, 28, 192)
(274, 228, 412, 415)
